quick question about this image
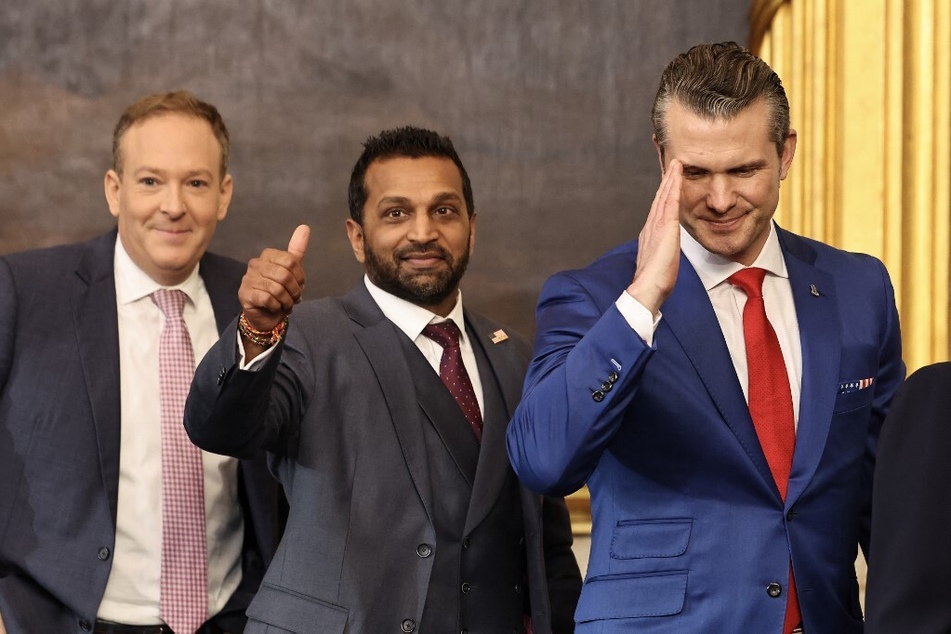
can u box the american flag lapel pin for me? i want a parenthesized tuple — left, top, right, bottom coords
(490, 329, 508, 344)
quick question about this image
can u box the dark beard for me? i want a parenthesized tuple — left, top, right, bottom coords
(363, 240, 470, 308)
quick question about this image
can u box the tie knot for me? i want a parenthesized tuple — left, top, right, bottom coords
(728, 267, 767, 299)
(422, 321, 462, 349)
(151, 289, 188, 318)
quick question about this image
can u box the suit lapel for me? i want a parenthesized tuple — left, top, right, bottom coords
(778, 230, 840, 504)
(464, 312, 524, 534)
(343, 286, 437, 524)
(661, 253, 779, 494)
(72, 231, 123, 525)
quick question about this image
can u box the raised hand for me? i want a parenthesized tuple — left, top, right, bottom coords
(239, 224, 310, 333)
(626, 159, 682, 316)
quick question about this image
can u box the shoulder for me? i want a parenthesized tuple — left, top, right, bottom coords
(199, 250, 246, 283)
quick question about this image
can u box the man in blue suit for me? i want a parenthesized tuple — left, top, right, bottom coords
(0, 92, 282, 633)
(507, 42, 904, 632)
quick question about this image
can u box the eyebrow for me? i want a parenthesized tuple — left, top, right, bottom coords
(377, 191, 464, 206)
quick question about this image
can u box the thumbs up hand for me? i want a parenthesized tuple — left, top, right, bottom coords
(239, 224, 310, 335)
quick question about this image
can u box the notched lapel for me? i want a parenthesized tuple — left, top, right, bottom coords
(72, 240, 123, 526)
(463, 321, 522, 534)
(783, 255, 839, 504)
(661, 255, 779, 494)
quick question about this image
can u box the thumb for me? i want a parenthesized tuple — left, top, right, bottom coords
(288, 224, 311, 258)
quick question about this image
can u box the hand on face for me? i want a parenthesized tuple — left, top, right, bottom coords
(239, 224, 310, 331)
(626, 159, 682, 316)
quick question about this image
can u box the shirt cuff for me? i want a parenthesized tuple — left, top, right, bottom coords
(236, 329, 278, 370)
(615, 291, 661, 346)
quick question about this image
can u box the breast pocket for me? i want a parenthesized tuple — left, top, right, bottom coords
(245, 583, 349, 633)
(611, 518, 693, 559)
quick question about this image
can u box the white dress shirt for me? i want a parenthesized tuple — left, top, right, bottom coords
(99, 237, 243, 624)
(616, 223, 802, 426)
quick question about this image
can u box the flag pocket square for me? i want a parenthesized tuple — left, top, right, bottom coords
(838, 378, 874, 394)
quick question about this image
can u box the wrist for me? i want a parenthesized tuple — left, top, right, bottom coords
(238, 313, 288, 348)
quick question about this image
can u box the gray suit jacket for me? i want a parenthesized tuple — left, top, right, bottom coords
(185, 282, 581, 633)
(0, 230, 283, 633)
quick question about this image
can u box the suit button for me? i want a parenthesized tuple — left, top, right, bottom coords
(766, 582, 783, 598)
(401, 619, 417, 632)
(600, 381, 613, 392)
(514, 582, 521, 594)
(416, 543, 432, 558)
(79, 620, 92, 631)
(786, 509, 796, 521)
(608, 371, 619, 383)
(461, 582, 471, 594)
(592, 390, 605, 402)
(97, 546, 111, 561)
(462, 537, 470, 549)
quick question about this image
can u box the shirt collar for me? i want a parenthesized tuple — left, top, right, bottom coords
(363, 275, 468, 344)
(114, 234, 202, 305)
(679, 221, 788, 291)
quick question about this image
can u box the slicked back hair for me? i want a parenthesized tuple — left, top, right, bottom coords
(652, 42, 790, 158)
(348, 126, 474, 223)
(112, 90, 230, 179)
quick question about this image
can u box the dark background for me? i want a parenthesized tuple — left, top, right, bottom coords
(0, 0, 747, 338)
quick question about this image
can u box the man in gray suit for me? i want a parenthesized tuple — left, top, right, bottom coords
(185, 126, 582, 632)
(0, 91, 282, 633)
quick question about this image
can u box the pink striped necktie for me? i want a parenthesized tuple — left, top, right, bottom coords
(422, 321, 483, 442)
(151, 289, 208, 633)
(728, 268, 801, 633)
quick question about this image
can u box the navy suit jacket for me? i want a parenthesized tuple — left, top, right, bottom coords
(865, 362, 951, 632)
(0, 230, 283, 633)
(185, 283, 581, 633)
(507, 225, 905, 632)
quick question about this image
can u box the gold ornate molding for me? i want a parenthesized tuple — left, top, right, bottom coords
(749, 0, 789, 54)
(755, 0, 951, 373)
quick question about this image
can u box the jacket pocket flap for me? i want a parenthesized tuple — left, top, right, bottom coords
(247, 583, 349, 633)
(576, 571, 688, 621)
(611, 518, 692, 559)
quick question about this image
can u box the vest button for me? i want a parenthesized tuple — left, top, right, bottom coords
(97, 546, 111, 561)
(416, 543, 432, 558)
(400, 619, 417, 632)
(766, 582, 783, 598)
(461, 582, 471, 594)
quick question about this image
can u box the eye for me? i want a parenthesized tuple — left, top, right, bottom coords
(681, 169, 706, 180)
(187, 179, 209, 188)
(433, 206, 456, 216)
(140, 177, 158, 186)
(731, 167, 757, 178)
(384, 208, 406, 219)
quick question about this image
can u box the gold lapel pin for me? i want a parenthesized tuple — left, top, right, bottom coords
(810, 284, 820, 297)
(491, 329, 509, 344)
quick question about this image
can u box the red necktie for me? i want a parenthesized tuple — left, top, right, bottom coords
(151, 289, 208, 633)
(422, 321, 483, 442)
(728, 268, 800, 634)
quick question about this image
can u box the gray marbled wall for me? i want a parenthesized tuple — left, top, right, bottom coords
(0, 0, 747, 337)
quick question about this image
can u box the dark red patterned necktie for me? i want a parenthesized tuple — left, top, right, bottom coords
(422, 321, 483, 442)
(151, 289, 208, 632)
(728, 268, 800, 634)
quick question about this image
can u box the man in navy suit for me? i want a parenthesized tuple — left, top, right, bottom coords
(0, 92, 282, 633)
(507, 42, 904, 632)
(184, 126, 581, 632)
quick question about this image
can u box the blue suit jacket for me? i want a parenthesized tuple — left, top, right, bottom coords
(0, 230, 284, 633)
(507, 226, 904, 632)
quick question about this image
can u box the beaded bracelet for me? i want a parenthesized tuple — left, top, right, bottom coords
(238, 313, 288, 347)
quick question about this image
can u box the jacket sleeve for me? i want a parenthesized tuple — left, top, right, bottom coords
(506, 271, 654, 496)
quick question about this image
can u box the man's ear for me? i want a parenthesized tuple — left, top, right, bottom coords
(779, 130, 798, 180)
(345, 218, 366, 264)
(652, 135, 666, 174)
(104, 169, 122, 218)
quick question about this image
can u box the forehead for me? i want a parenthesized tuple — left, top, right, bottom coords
(119, 114, 222, 173)
(664, 99, 776, 167)
(364, 156, 464, 201)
